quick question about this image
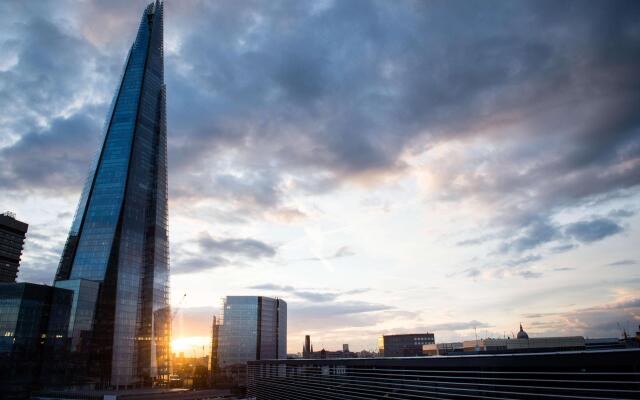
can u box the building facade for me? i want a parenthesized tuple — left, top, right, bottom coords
(53, 1, 170, 387)
(0, 283, 72, 397)
(378, 333, 435, 357)
(461, 336, 586, 353)
(0, 212, 28, 283)
(247, 349, 640, 399)
(423, 341, 464, 356)
(215, 296, 287, 374)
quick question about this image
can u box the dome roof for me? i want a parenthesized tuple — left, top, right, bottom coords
(517, 324, 529, 339)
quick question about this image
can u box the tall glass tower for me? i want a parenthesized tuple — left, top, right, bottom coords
(54, 1, 170, 387)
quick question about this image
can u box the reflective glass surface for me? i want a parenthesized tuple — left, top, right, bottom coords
(0, 283, 72, 389)
(218, 297, 259, 368)
(53, 2, 170, 387)
(217, 296, 287, 371)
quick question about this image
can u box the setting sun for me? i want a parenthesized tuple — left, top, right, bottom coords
(171, 336, 211, 357)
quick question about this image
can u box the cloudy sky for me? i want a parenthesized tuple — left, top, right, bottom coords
(1, 0, 639, 355)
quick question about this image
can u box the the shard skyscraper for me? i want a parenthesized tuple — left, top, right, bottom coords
(54, 1, 170, 387)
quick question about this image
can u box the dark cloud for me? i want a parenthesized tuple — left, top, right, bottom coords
(0, 114, 99, 192)
(505, 254, 542, 267)
(606, 259, 637, 267)
(528, 297, 640, 338)
(564, 218, 623, 243)
(499, 219, 560, 253)
(516, 270, 543, 279)
(197, 233, 276, 259)
(608, 209, 635, 219)
(1, 0, 639, 228)
(550, 243, 577, 254)
(1, 0, 639, 295)
(172, 232, 276, 274)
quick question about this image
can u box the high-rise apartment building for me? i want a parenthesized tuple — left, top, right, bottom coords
(54, 1, 170, 387)
(215, 296, 287, 372)
(0, 212, 28, 283)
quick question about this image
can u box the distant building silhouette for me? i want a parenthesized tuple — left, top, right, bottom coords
(424, 325, 585, 356)
(378, 333, 435, 357)
(303, 334, 313, 357)
(301, 335, 356, 359)
(0, 212, 28, 283)
(517, 323, 529, 339)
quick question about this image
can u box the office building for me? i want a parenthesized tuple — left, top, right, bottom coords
(214, 296, 286, 383)
(423, 341, 464, 356)
(461, 335, 585, 353)
(53, 1, 170, 387)
(378, 333, 434, 357)
(0, 282, 72, 397)
(0, 212, 28, 283)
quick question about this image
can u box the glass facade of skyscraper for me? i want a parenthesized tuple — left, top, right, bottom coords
(215, 296, 287, 372)
(0, 283, 72, 396)
(53, 1, 170, 388)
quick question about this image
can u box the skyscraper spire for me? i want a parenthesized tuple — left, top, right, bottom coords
(55, 2, 169, 387)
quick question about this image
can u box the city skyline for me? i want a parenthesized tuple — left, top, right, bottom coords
(1, 0, 639, 357)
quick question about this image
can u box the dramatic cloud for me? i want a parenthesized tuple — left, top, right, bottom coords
(606, 259, 637, 267)
(289, 301, 394, 331)
(173, 232, 276, 274)
(197, 233, 276, 259)
(0, 114, 100, 192)
(2, 0, 639, 351)
(524, 297, 640, 338)
(565, 218, 624, 244)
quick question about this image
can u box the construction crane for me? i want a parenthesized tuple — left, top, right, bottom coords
(172, 293, 187, 322)
(159, 293, 186, 386)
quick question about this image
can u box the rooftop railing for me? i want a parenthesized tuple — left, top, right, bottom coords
(247, 348, 640, 399)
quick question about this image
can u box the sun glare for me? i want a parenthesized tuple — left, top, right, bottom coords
(171, 336, 211, 356)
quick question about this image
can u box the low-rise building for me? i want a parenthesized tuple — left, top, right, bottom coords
(423, 342, 463, 356)
(461, 336, 585, 352)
